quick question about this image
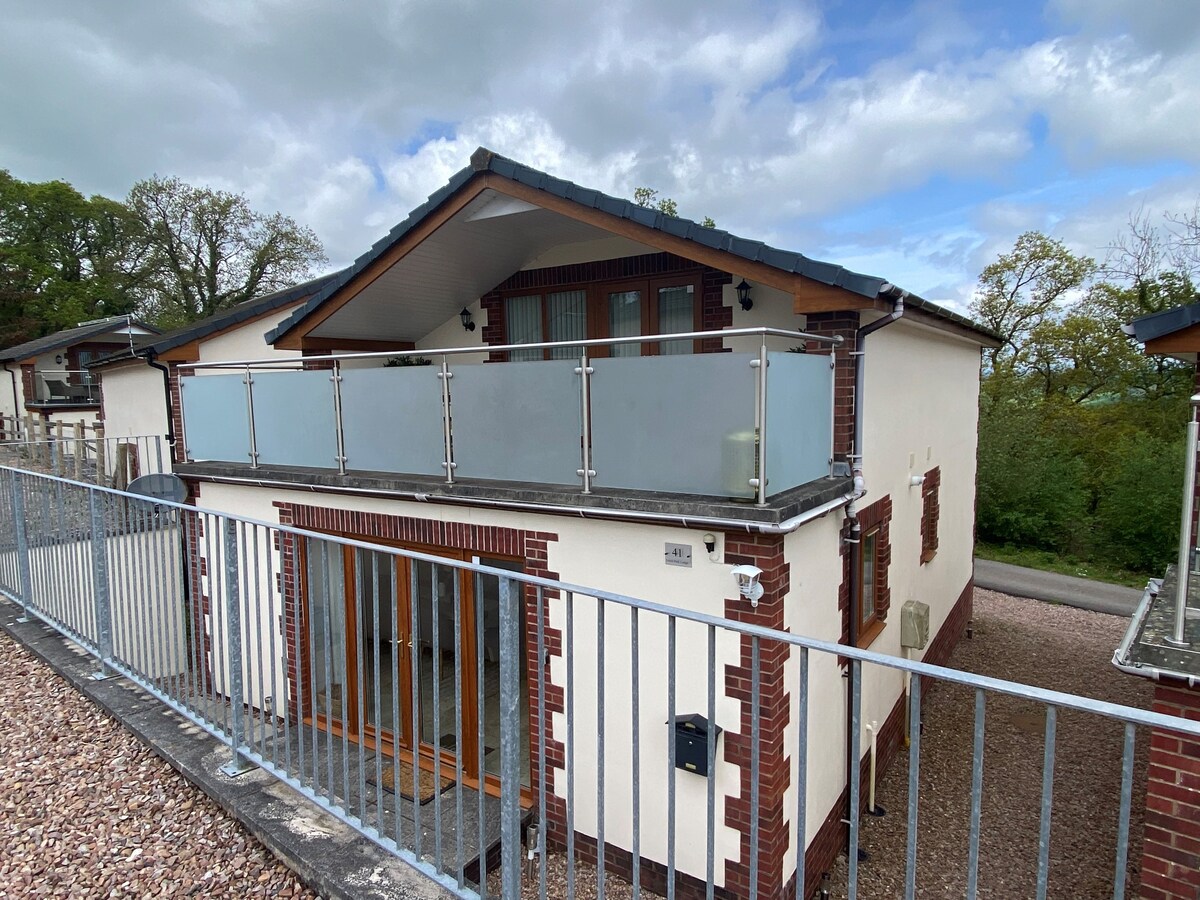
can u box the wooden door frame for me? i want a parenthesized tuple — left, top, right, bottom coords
(296, 535, 484, 785)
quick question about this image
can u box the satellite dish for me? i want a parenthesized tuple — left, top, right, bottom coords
(127, 473, 188, 504)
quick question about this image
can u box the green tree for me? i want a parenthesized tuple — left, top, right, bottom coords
(0, 171, 151, 343)
(129, 176, 326, 327)
(971, 231, 1096, 377)
(633, 187, 716, 228)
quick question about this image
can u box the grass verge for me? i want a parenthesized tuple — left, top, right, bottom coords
(975, 542, 1152, 590)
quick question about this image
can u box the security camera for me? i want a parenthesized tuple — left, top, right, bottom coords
(731, 565, 764, 607)
(909, 474, 925, 487)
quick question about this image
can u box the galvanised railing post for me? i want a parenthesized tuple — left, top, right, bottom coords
(244, 366, 260, 469)
(828, 347, 837, 476)
(10, 471, 32, 623)
(576, 348, 595, 493)
(88, 489, 116, 680)
(438, 355, 456, 485)
(331, 360, 347, 475)
(498, 575, 522, 898)
(220, 517, 254, 776)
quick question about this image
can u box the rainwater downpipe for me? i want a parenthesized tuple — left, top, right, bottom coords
(138, 349, 176, 451)
(2, 361, 18, 438)
(844, 288, 906, 857)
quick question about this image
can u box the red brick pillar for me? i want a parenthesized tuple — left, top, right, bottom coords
(723, 532, 792, 900)
(804, 313, 859, 465)
(1141, 681, 1200, 898)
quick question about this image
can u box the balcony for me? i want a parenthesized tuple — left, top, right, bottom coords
(31, 369, 100, 407)
(177, 328, 843, 516)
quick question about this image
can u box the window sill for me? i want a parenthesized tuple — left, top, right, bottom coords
(856, 618, 886, 649)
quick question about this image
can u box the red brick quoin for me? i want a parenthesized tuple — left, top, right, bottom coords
(270, 503, 567, 838)
(1140, 681, 1200, 900)
(723, 531, 793, 900)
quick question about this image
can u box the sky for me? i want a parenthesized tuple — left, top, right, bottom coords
(2, 0, 1199, 312)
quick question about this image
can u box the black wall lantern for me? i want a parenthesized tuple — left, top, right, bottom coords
(736, 279, 753, 311)
(459, 308, 476, 332)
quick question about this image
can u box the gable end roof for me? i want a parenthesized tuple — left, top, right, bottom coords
(265, 147, 999, 346)
(0, 317, 160, 364)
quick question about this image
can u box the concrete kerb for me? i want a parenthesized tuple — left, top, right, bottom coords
(0, 598, 458, 900)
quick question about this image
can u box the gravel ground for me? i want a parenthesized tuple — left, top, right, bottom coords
(0, 630, 318, 899)
(829, 589, 1154, 899)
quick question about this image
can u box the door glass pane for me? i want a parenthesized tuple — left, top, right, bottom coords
(413, 560, 463, 750)
(307, 539, 347, 724)
(861, 531, 877, 623)
(357, 548, 399, 738)
(658, 285, 695, 355)
(608, 290, 642, 357)
(547, 290, 587, 360)
(476, 559, 531, 786)
(507, 295, 543, 362)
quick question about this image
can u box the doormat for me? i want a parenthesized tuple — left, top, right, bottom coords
(367, 759, 455, 805)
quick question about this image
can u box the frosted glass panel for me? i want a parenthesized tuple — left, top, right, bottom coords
(341, 366, 446, 476)
(591, 354, 757, 497)
(547, 290, 586, 359)
(450, 360, 581, 485)
(657, 285, 694, 355)
(180, 374, 252, 463)
(252, 370, 338, 468)
(765, 351, 834, 496)
(506, 295, 542, 362)
(608, 290, 642, 358)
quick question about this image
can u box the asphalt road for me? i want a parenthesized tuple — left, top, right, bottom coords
(974, 557, 1147, 616)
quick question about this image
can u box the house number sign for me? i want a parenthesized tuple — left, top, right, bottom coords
(664, 543, 692, 567)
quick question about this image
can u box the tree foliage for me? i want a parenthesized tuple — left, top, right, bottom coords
(0, 170, 328, 344)
(128, 176, 326, 327)
(633, 186, 716, 228)
(972, 217, 1198, 576)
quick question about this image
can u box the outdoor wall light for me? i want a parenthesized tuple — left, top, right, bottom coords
(731, 564, 764, 607)
(702, 532, 716, 554)
(459, 308, 476, 332)
(55, 354, 64, 365)
(909, 474, 926, 488)
(736, 279, 753, 311)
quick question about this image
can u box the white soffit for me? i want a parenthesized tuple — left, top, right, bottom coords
(312, 189, 652, 342)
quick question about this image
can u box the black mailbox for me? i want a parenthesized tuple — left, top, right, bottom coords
(669, 714, 722, 777)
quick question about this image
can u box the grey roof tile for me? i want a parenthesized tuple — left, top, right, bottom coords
(265, 147, 998, 345)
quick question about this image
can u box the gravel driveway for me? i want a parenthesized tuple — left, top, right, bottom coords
(0, 630, 317, 898)
(830, 588, 1154, 899)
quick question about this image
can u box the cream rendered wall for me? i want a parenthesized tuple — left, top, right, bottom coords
(724, 280, 809, 354)
(196, 306, 302, 367)
(0, 365, 21, 424)
(415, 299, 488, 365)
(101, 363, 169, 440)
(779, 514, 850, 880)
(192, 480, 744, 888)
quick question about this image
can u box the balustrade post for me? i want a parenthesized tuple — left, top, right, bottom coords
(576, 348, 595, 494)
(244, 367, 259, 469)
(438, 356, 455, 484)
(331, 360, 347, 475)
(750, 336, 769, 506)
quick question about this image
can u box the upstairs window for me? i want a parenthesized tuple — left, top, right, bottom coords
(505, 290, 587, 361)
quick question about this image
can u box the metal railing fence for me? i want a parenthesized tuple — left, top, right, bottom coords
(0, 431, 166, 486)
(178, 327, 839, 505)
(0, 463, 1196, 900)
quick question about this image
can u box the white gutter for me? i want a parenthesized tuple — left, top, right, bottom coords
(178, 471, 855, 535)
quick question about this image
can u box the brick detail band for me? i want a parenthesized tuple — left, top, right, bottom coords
(723, 532, 791, 899)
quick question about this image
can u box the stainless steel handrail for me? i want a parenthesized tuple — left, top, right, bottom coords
(179, 326, 843, 370)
